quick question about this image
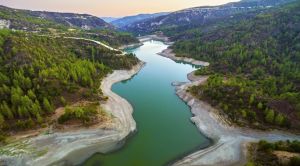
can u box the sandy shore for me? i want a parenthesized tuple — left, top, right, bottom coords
(172, 72, 300, 166)
(158, 48, 209, 67)
(0, 62, 145, 166)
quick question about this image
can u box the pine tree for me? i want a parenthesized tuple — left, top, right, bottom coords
(1, 101, 13, 119)
(27, 89, 36, 100)
(0, 113, 4, 129)
(43, 97, 53, 113)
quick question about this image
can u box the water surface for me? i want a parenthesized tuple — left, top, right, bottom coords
(83, 41, 210, 166)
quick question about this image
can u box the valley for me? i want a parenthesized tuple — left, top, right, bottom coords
(0, 0, 300, 165)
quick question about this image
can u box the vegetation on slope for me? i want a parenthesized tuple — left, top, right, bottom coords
(246, 140, 300, 166)
(0, 5, 139, 47)
(177, 1, 300, 130)
(0, 29, 139, 138)
(58, 102, 104, 125)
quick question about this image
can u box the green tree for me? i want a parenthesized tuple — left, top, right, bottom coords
(0, 113, 4, 129)
(23, 77, 32, 90)
(257, 102, 263, 110)
(265, 109, 275, 124)
(274, 113, 285, 126)
(0, 101, 13, 119)
(11, 87, 23, 106)
(31, 100, 41, 116)
(249, 94, 255, 105)
(27, 89, 36, 100)
(43, 97, 53, 113)
(36, 113, 43, 124)
(60, 96, 67, 106)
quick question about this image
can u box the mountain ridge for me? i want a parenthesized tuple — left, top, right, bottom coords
(122, 0, 295, 35)
(0, 5, 113, 31)
(111, 12, 170, 28)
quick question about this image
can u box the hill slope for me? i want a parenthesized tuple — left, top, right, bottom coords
(0, 5, 112, 31)
(173, 1, 300, 130)
(123, 0, 294, 36)
(0, 5, 139, 47)
(111, 12, 169, 28)
(0, 30, 139, 136)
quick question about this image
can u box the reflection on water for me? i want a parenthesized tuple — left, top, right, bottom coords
(83, 41, 210, 166)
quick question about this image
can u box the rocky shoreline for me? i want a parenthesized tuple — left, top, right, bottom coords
(171, 71, 300, 166)
(152, 38, 300, 165)
(158, 48, 209, 67)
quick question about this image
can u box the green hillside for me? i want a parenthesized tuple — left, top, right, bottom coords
(173, 1, 300, 130)
(0, 5, 139, 47)
(0, 29, 139, 137)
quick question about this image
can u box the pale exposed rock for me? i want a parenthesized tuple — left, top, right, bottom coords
(0, 19, 10, 29)
(158, 48, 210, 67)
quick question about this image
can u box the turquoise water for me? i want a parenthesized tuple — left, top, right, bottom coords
(83, 41, 210, 166)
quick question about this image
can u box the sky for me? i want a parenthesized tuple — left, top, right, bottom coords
(1, 0, 239, 17)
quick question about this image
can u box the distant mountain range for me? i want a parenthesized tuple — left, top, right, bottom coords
(109, 12, 170, 28)
(122, 0, 295, 35)
(0, 0, 294, 34)
(101, 17, 120, 23)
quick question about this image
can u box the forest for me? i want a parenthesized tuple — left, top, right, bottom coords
(0, 29, 139, 139)
(175, 1, 300, 130)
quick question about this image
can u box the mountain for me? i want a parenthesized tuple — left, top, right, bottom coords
(0, 5, 113, 31)
(123, 0, 295, 36)
(111, 12, 170, 28)
(0, 5, 139, 47)
(101, 17, 119, 23)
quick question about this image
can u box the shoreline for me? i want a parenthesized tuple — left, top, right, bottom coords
(138, 34, 173, 45)
(119, 34, 171, 51)
(171, 71, 300, 166)
(158, 48, 209, 67)
(172, 75, 248, 166)
(119, 42, 143, 50)
(0, 62, 145, 166)
(154, 39, 300, 165)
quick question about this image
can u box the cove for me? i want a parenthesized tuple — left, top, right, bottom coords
(83, 40, 210, 166)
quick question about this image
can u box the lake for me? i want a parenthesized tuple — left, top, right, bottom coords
(83, 40, 210, 166)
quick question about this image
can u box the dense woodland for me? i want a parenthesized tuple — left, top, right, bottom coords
(176, 1, 300, 130)
(0, 29, 139, 138)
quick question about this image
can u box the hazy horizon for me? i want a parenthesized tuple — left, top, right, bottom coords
(1, 0, 240, 17)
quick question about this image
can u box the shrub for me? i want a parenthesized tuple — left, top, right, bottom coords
(58, 104, 98, 124)
(265, 109, 274, 124)
(274, 113, 285, 126)
(258, 140, 275, 152)
(289, 157, 300, 166)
